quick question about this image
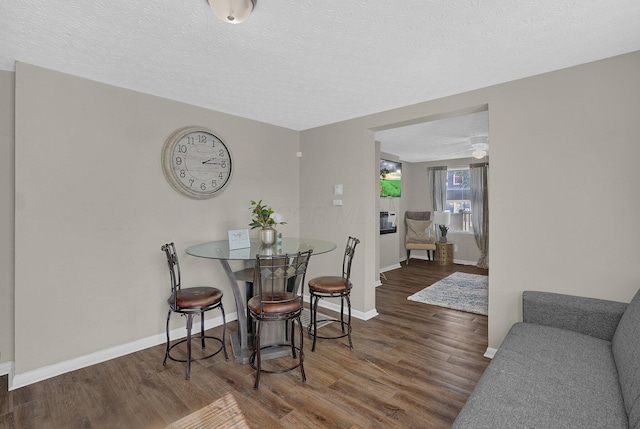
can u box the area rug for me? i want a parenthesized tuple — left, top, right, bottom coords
(407, 272, 488, 315)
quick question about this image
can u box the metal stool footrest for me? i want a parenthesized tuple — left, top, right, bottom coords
(165, 335, 226, 364)
(307, 318, 351, 340)
(249, 343, 304, 374)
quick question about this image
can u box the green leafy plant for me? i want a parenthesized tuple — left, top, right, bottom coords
(438, 224, 449, 236)
(249, 200, 286, 229)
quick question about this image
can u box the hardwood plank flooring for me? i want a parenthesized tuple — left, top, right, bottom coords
(0, 260, 490, 428)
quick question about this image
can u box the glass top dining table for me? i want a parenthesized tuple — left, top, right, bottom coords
(186, 237, 337, 364)
(186, 237, 337, 261)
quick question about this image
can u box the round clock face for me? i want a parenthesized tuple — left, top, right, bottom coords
(162, 126, 233, 199)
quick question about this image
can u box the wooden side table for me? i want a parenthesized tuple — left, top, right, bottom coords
(436, 242, 454, 266)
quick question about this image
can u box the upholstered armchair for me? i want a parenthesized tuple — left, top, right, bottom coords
(404, 211, 436, 265)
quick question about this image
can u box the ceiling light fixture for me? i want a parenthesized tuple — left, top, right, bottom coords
(470, 136, 489, 159)
(208, 0, 256, 24)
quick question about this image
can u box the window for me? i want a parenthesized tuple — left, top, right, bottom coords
(452, 172, 463, 186)
(445, 168, 472, 232)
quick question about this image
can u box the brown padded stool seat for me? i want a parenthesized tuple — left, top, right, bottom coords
(247, 293, 302, 315)
(171, 287, 223, 309)
(308, 276, 352, 294)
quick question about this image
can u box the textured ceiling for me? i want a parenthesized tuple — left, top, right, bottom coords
(2, 0, 639, 136)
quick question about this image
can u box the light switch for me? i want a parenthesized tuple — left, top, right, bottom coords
(334, 184, 343, 195)
(332, 199, 343, 206)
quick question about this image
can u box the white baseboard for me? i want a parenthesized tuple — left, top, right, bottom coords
(484, 347, 497, 359)
(9, 312, 236, 391)
(0, 361, 13, 377)
(454, 259, 480, 266)
(357, 308, 379, 321)
(380, 263, 401, 273)
(378, 264, 400, 286)
(303, 295, 378, 321)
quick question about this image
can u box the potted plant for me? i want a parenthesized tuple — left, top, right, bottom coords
(438, 224, 449, 243)
(249, 200, 286, 245)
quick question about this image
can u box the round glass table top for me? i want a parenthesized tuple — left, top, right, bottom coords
(186, 237, 337, 260)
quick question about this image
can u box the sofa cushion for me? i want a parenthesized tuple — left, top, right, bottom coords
(613, 289, 640, 429)
(523, 291, 628, 341)
(453, 322, 627, 429)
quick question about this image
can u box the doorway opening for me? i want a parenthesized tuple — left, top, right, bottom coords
(374, 105, 489, 271)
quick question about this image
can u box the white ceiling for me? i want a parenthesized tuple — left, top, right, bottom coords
(377, 110, 489, 163)
(2, 1, 639, 142)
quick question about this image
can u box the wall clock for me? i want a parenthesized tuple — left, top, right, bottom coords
(162, 126, 233, 199)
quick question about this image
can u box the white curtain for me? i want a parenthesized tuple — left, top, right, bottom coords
(470, 162, 489, 269)
(427, 166, 447, 212)
(428, 166, 448, 241)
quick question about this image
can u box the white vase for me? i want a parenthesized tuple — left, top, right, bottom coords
(259, 227, 276, 246)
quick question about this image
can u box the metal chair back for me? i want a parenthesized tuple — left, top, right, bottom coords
(253, 250, 312, 320)
(341, 236, 360, 283)
(161, 242, 183, 309)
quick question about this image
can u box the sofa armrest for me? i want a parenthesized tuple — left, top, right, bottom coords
(523, 291, 628, 341)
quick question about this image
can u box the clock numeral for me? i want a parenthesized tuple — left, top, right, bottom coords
(218, 172, 225, 180)
(189, 179, 195, 187)
(211, 180, 217, 188)
(200, 182, 206, 191)
(186, 136, 196, 144)
(198, 134, 207, 143)
(180, 170, 186, 178)
(178, 144, 187, 153)
(218, 149, 225, 157)
(175, 156, 182, 165)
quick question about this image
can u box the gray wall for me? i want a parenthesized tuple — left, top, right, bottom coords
(300, 51, 640, 350)
(10, 63, 301, 380)
(0, 70, 15, 370)
(299, 122, 379, 319)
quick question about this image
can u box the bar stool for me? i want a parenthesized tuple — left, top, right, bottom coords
(247, 250, 312, 390)
(161, 242, 228, 380)
(307, 236, 360, 351)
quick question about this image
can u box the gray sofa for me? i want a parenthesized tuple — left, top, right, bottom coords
(453, 288, 640, 429)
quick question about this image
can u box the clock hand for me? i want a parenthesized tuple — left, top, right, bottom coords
(202, 158, 227, 167)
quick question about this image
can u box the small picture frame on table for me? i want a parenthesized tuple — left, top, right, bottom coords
(228, 229, 250, 250)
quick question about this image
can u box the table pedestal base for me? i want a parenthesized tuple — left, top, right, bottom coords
(230, 331, 253, 364)
(229, 323, 294, 364)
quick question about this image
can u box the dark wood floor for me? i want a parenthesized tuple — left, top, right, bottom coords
(0, 260, 489, 429)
